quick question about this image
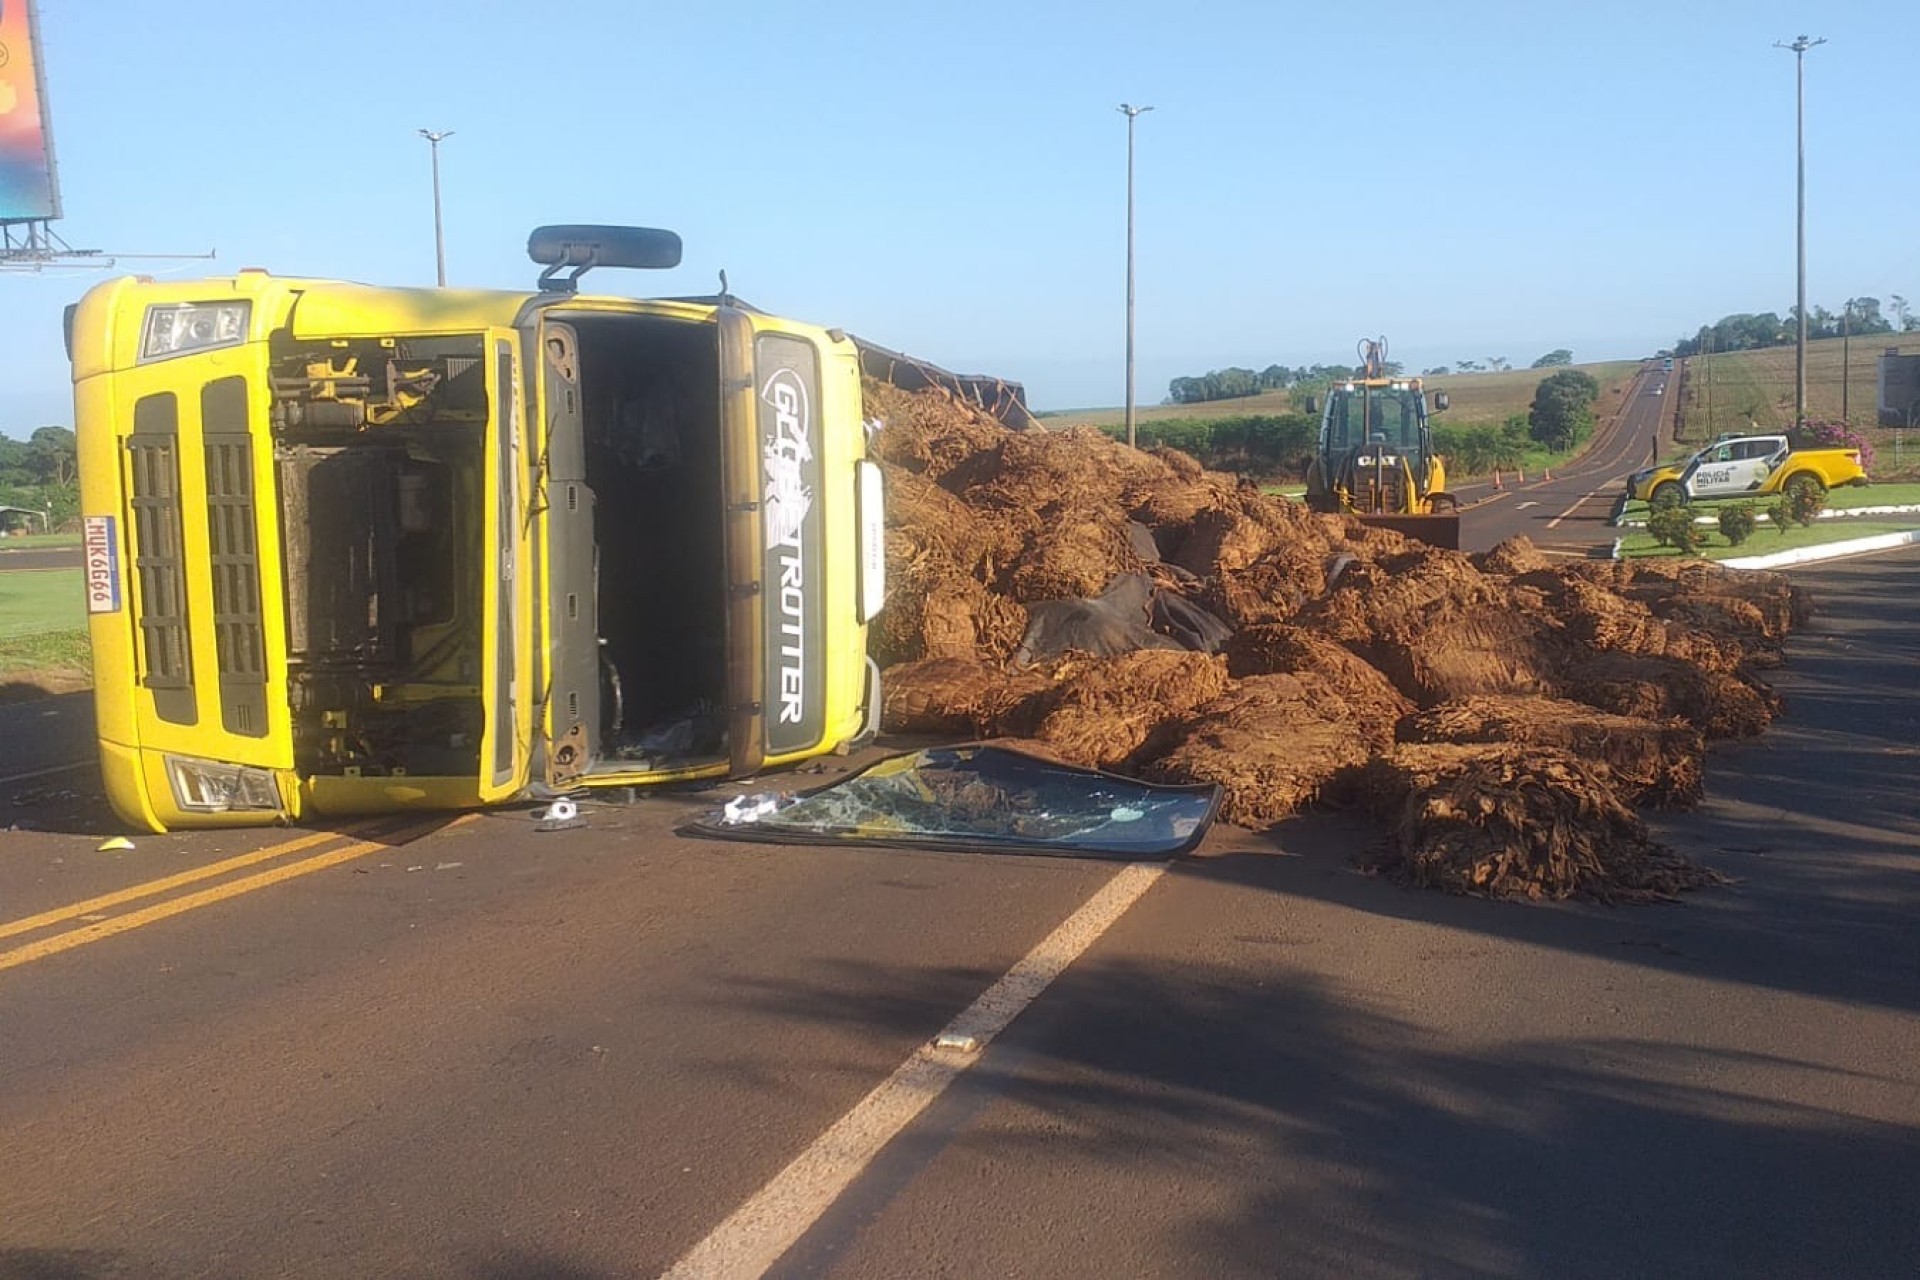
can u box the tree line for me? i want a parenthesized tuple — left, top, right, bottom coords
(1168, 349, 1579, 405)
(1672, 296, 1917, 357)
(1166, 364, 1388, 405)
(1104, 413, 1320, 474)
(0, 426, 79, 531)
(1106, 366, 1603, 480)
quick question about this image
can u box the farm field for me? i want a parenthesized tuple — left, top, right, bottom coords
(1045, 359, 1642, 430)
(1675, 331, 1920, 477)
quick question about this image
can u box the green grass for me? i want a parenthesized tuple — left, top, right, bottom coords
(0, 567, 92, 693)
(1614, 481, 1920, 525)
(0, 532, 80, 549)
(0, 628, 92, 676)
(0, 568, 85, 638)
(1619, 518, 1920, 562)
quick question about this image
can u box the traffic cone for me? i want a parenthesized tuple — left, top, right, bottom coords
(1544, 465, 1553, 481)
(1517, 466, 1526, 483)
(1492, 468, 1504, 490)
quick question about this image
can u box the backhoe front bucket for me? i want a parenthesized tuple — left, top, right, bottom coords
(1354, 512, 1461, 550)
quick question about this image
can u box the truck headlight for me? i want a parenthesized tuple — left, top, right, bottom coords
(164, 754, 282, 812)
(139, 301, 251, 362)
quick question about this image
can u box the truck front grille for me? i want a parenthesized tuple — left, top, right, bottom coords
(203, 377, 268, 737)
(129, 393, 196, 725)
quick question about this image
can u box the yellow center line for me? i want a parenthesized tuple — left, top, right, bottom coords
(0, 822, 391, 942)
(0, 814, 476, 974)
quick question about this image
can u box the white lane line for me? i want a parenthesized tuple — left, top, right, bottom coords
(0, 760, 93, 786)
(1547, 485, 1615, 530)
(660, 861, 1168, 1280)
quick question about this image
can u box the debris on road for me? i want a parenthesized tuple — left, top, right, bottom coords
(684, 744, 1220, 859)
(532, 797, 586, 832)
(1352, 746, 1729, 904)
(720, 793, 792, 824)
(867, 380, 1807, 901)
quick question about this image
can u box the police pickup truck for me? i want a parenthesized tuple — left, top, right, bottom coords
(1615, 433, 1867, 520)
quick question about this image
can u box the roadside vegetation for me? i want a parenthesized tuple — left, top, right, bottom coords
(1074, 360, 1639, 482)
(1620, 518, 1920, 562)
(0, 427, 88, 698)
(1618, 480, 1920, 562)
(1048, 359, 1635, 432)
(0, 531, 81, 549)
(0, 566, 90, 700)
(1615, 479, 1920, 525)
(0, 425, 79, 533)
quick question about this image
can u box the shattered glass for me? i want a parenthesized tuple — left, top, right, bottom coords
(683, 744, 1221, 858)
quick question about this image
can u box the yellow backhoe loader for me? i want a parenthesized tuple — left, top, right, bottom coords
(1304, 337, 1460, 549)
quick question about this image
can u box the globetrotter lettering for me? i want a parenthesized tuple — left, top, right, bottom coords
(762, 368, 813, 726)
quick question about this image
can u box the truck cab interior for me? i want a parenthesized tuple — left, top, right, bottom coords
(538, 313, 730, 778)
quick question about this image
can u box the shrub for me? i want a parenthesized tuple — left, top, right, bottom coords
(1647, 505, 1703, 554)
(1718, 502, 1758, 546)
(1782, 477, 1828, 527)
(1767, 500, 1791, 534)
(1788, 419, 1874, 475)
(1649, 483, 1687, 512)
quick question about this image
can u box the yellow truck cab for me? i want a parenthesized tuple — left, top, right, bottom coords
(1620, 432, 1868, 510)
(68, 226, 886, 831)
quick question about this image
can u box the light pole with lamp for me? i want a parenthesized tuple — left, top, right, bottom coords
(1118, 103, 1153, 450)
(1775, 35, 1824, 428)
(418, 128, 454, 287)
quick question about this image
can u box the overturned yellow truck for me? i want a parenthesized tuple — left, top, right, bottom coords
(68, 226, 894, 831)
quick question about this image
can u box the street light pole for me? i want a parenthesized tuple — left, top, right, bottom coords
(418, 128, 455, 287)
(1118, 103, 1153, 450)
(1841, 298, 1852, 422)
(1775, 35, 1823, 428)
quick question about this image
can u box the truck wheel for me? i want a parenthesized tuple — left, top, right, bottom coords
(1650, 481, 1685, 510)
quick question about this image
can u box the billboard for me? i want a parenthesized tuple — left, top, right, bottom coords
(1878, 352, 1920, 428)
(0, 0, 62, 222)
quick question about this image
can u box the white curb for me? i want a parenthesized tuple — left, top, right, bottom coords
(1720, 530, 1920, 570)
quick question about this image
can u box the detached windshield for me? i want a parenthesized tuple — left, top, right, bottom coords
(1327, 387, 1422, 452)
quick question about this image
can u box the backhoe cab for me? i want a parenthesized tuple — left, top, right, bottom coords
(1303, 336, 1460, 549)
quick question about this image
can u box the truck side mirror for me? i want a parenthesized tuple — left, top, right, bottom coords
(1432, 391, 1450, 412)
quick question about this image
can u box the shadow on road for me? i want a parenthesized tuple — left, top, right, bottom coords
(741, 934, 1918, 1278)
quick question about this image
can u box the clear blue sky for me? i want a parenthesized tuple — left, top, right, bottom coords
(3, 0, 1915, 431)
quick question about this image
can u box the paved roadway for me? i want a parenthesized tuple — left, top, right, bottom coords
(3, 562, 1917, 1277)
(0, 544, 82, 573)
(0, 693, 96, 781)
(1455, 364, 1672, 556)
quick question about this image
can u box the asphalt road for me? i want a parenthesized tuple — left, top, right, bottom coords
(0, 692, 96, 782)
(0, 545, 81, 573)
(2, 548, 1916, 1278)
(1455, 364, 1672, 556)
